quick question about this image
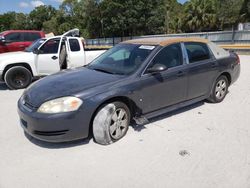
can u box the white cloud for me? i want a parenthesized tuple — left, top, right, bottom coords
(19, 2, 30, 8)
(30, 0, 45, 7)
(50, 0, 64, 2)
(19, 1, 45, 9)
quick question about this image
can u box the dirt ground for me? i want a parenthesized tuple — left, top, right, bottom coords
(0, 56, 249, 188)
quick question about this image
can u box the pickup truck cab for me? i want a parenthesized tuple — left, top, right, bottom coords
(0, 30, 45, 53)
(0, 29, 105, 89)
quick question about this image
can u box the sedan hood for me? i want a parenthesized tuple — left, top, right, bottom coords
(23, 67, 123, 108)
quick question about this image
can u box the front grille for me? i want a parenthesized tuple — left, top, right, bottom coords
(33, 130, 69, 136)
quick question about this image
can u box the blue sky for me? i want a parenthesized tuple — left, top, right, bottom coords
(0, 0, 187, 14)
(0, 0, 62, 13)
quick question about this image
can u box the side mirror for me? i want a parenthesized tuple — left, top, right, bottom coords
(33, 48, 41, 54)
(147, 64, 167, 74)
(0, 36, 6, 44)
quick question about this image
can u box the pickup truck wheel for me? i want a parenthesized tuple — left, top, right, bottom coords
(4, 66, 32, 90)
(93, 102, 130, 145)
(208, 75, 228, 103)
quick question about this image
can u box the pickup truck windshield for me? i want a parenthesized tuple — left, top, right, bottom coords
(25, 38, 46, 52)
(87, 44, 156, 75)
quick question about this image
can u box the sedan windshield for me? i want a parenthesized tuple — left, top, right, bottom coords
(25, 38, 46, 52)
(87, 44, 156, 75)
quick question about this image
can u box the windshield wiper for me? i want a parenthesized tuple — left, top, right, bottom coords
(91, 68, 115, 75)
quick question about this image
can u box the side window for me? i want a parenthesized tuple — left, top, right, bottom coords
(29, 33, 41, 41)
(185, 42, 211, 63)
(69, 39, 80, 52)
(23, 33, 30, 41)
(39, 38, 60, 54)
(5, 33, 22, 42)
(148, 43, 183, 70)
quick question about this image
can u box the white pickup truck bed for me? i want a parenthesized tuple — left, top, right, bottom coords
(85, 50, 106, 64)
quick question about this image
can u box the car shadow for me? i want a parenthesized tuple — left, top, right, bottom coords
(24, 132, 91, 149)
(0, 83, 8, 90)
(132, 101, 205, 131)
(24, 101, 205, 148)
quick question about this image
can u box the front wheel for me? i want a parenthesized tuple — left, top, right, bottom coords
(93, 102, 130, 145)
(4, 66, 32, 90)
(208, 75, 229, 103)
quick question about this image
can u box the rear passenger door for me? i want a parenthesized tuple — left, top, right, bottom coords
(185, 42, 218, 100)
(66, 37, 85, 68)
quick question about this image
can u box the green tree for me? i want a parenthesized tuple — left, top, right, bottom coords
(98, 0, 166, 37)
(217, 0, 244, 29)
(29, 5, 57, 30)
(0, 12, 16, 31)
(164, 0, 184, 33)
(184, 0, 218, 32)
(240, 0, 250, 22)
(11, 13, 30, 30)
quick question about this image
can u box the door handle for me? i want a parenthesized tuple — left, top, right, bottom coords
(19, 45, 25, 48)
(211, 62, 216, 68)
(51, 56, 58, 60)
(177, 71, 184, 77)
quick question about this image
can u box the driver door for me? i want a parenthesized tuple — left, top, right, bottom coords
(36, 38, 61, 75)
(139, 43, 188, 114)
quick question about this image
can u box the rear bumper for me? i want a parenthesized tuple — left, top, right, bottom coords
(231, 64, 240, 85)
(17, 97, 92, 143)
(0, 70, 3, 82)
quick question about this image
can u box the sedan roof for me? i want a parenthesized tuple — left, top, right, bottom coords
(123, 37, 208, 46)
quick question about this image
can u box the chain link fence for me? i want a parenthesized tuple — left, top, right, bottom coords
(86, 30, 250, 46)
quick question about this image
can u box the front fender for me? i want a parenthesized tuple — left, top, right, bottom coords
(0, 60, 38, 77)
(85, 87, 143, 117)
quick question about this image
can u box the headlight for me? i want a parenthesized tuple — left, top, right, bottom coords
(38, 97, 83, 114)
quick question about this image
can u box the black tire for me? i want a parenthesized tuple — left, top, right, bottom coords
(93, 102, 131, 145)
(4, 66, 32, 90)
(208, 75, 229, 103)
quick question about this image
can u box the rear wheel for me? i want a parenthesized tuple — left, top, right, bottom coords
(208, 75, 229, 103)
(93, 102, 130, 145)
(4, 66, 32, 90)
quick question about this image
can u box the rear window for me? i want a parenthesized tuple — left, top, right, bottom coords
(23, 33, 41, 41)
(69, 39, 80, 52)
(185, 42, 211, 63)
(29, 33, 41, 41)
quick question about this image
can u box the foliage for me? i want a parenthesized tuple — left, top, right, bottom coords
(29, 5, 57, 30)
(0, 0, 249, 37)
(217, 0, 244, 29)
(184, 0, 218, 32)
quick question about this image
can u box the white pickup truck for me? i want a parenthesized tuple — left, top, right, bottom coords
(0, 29, 105, 89)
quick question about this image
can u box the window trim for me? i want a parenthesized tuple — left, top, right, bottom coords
(183, 42, 213, 64)
(68, 38, 81, 52)
(141, 42, 186, 76)
(5, 32, 22, 43)
(38, 37, 61, 54)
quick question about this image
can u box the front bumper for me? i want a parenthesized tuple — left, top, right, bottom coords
(17, 97, 93, 143)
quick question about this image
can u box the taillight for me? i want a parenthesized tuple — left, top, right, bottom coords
(235, 53, 240, 64)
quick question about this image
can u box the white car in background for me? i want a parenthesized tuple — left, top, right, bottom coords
(0, 29, 105, 89)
